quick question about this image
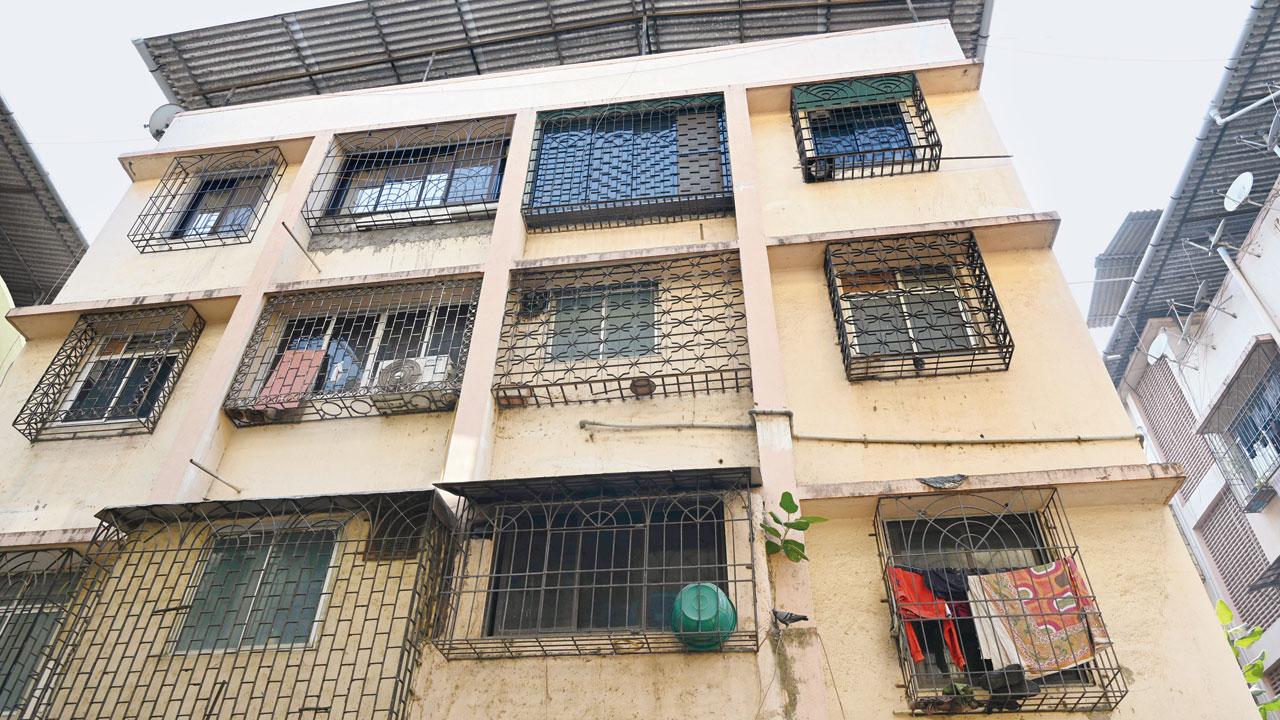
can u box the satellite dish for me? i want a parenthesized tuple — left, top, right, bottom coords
(1225, 171, 1254, 212)
(1148, 329, 1171, 364)
(1267, 111, 1280, 153)
(1192, 278, 1211, 310)
(1209, 218, 1227, 250)
(145, 103, 183, 141)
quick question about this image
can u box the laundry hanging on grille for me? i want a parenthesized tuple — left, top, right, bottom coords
(965, 558, 1109, 679)
(887, 567, 966, 669)
(257, 348, 325, 409)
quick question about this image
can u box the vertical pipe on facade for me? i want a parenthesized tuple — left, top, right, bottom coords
(975, 0, 995, 62)
(1106, 2, 1265, 361)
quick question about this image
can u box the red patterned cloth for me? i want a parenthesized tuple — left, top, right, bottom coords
(256, 348, 325, 409)
(966, 558, 1109, 678)
(887, 567, 966, 669)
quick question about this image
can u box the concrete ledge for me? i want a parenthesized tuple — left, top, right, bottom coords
(798, 462, 1184, 517)
(0, 527, 98, 550)
(514, 240, 739, 271)
(5, 287, 243, 340)
(266, 264, 486, 294)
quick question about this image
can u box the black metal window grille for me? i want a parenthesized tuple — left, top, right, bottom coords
(493, 253, 750, 407)
(1201, 341, 1280, 512)
(25, 492, 447, 720)
(128, 148, 285, 253)
(303, 117, 514, 233)
(432, 469, 757, 659)
(0, 548, 83, 714)
(13, 305, 205, 441)
(522, 95, 733, 231)
(225, 279, 480, 426)
(825, 232, 1012, 381)
(792, 73, 941, 182)
(874, 489, 1125, 714)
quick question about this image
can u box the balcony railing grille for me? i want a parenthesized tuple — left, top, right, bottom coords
(432, 469, 758, 659)
(1201, 341, 1280, 512)
(302, 117, 513, 234)
(12, 305, 204, 441)
(128, 148, 286, 253)
(825, 232, 1012, 381)
(792, 73, 941, 182)
(24, 492, 447, 720)
(874, 489, 1126, 714)
(0, 548, 84, 715)
(225, 279, 480, 426)
(493, 252, 750, 407)
(522, 95, 733, 231)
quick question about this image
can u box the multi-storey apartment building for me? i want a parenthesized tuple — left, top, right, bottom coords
(1089, 0, 1280, 699)
(0, 4, 1256, 719)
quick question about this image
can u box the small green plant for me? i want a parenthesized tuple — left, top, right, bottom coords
(761, 491, 827, 562)
(1218, 599, 1280, 718)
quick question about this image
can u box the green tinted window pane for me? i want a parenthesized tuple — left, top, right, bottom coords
(550, 293, 605, 362)
(0, 611, 59, 712)
(847, 293, 910, 355)
(176, 535, 270, 651)
(904, 292, 971, 353)
(247, 531, 336, 646)
(601, 286, 656, 359)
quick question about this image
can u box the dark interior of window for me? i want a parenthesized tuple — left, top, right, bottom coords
(172, 174, 267, 239)
(809, 103, 913, 167)
(326, 141, 508, 216)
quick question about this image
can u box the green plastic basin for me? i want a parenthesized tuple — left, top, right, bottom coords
(671, 582, 737, 650)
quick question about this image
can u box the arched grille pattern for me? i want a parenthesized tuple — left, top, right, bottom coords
(224, 278, 480, 426)
(1200, 341, 1280, 512)
(302, 117, 513, 233)
(24, 492, 448, 720)
(12, 305, 205, 441)
(128, 148, 286, 253)
(492, 252, 750, 407)
(432, 468, 758, 659)
(825, 232, 1012, 381)
(874, 489, 1125, 714)
(522, 95, 733, 231)
(792, 73, 940, 182)
(0, 548, 83, 714)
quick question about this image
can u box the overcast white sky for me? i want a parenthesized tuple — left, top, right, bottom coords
(0, 1, 1257, 339)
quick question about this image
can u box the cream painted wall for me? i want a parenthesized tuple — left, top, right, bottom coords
(773, 244, 1146, 487)
(0, 321, 226, 532)
(0, 280, 20, 381)
(806, 498, 1259, 719)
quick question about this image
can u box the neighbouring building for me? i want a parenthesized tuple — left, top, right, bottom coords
(0, 94, 87, 376)
(0, 1, 1256, 718)
(1089, 0, 1280, 701)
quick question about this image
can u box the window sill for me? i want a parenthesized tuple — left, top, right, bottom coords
(305, 201, 499, 234)
(522, 192, 734, 232)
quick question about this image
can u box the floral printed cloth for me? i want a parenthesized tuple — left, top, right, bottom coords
(966, 558, 1109, 678)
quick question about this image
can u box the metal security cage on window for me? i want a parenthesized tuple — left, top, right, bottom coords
(303, 117, 513, 234)
(523, 95, 733, 231)
(128, 148, 286, 253)
(224, 278, 480, 426)
(493, 252, 750, 407)
(874, 489, 1125, 714)
(432, 468, 758, 659)
(25, 492, 449, 720)
(0, 548, 84, 714)
(1201, 341, 1280, 512)
(825, 232, 1012, 381)
(13, 305, 205, 441)
(792, 73, 940, 182)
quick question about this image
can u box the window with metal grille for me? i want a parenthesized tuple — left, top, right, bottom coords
(875, 489, 1125, 714)
(224, 278, 479, 425)
(825, 232, 1012, 381)
(128, 148, 285, 252)
(24, 493, 446, 720)
(303, 118, 513, 233)
(792, 73, 941, 182)
(1201, 341, 1280, 512)
(432, 469, 757, 659)
(522, 95, 733, 231)
(12, 305, 204, 441)
(0, 549, 82, 714)
(493, 253, 750, 407)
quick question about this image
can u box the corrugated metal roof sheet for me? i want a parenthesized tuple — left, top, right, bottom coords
(1086, 209, 1160, 328)
(135, 0, 990, 109)
(0, 95, 87, 307)
(1099, 0, 1280, 384)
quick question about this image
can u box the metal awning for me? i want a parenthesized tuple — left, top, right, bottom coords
(1086, 209, 1160, 328)
(134, 0, 992, 110)
(1096, 0, 1280, 384)
(0, 95, 87, 307)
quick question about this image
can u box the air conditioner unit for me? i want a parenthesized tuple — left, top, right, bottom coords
(371, 356, 455, 414)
